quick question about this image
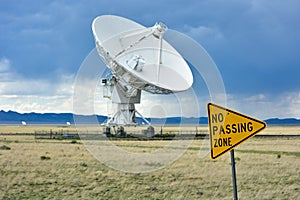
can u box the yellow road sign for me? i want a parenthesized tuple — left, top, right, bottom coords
(207, 102, 266, 159)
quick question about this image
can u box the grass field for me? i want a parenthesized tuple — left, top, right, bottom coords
(1, 124, 299, 135)
(0, 125, 299, 199)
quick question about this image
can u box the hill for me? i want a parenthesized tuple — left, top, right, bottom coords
(0, 110, 299, 125)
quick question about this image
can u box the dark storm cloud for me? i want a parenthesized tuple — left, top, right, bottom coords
(0, 0, 299, 117)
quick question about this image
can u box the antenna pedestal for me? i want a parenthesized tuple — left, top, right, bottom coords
(103, 78, 150, 126)
(107, 103, 136, 125)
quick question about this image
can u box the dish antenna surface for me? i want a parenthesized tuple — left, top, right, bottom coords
(92, 15, 193, 126)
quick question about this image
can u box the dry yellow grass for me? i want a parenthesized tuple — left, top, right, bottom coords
(0, 124, 77, 134)
(0, 126, 299, 199)
(261, 125, 300, 135)
(0, 124, 299, 135)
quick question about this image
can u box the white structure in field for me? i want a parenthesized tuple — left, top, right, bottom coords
(92, 15, 193, 126)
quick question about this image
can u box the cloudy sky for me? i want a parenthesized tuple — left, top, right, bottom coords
(0, 0, 299, 119)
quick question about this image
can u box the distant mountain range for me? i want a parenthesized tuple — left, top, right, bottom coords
(0, 110, 299, 125)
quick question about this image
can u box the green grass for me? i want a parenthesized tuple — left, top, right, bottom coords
(0, 145, 11, 150)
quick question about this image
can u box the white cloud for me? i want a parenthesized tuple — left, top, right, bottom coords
(0, 57, 10, 72)
(183, 25, 224, 42)
(91, 90, 299, 120)
(278, 92, 300, 118)
(1, 70, 299, 120)
(136, 90, 201, 118)
(89, 87, 202, 118)
(0, 57, 15, 81)
(0, 95, 73, 114)
(244, 94, 266, 102)
(0, 58, 75, 113)
(227, 92, 300, 119)
(0, 73, 74, 97)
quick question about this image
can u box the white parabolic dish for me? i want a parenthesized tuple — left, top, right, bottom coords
(92, 15, 193, 94)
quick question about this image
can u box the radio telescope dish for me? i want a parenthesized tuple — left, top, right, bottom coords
(92, 15, 193, 126)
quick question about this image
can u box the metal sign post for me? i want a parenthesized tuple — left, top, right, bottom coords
(230, 150, 238, 200)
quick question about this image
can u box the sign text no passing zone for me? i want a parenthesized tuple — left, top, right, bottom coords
(207, 103, 266, 159)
